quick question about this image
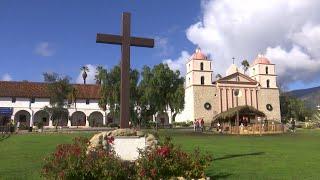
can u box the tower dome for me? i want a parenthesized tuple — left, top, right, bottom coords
(253, 54, 271, 65)
(191, 48, 207, 60)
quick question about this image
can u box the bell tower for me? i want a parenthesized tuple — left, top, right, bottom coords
(174, 47, 216, 124)
(249, 54, 281, 121)
(185, 48, 213, 87)
(249, 54, 277, 89)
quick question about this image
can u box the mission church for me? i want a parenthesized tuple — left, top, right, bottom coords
(0, 47, 281, 128)
(174, 48, 281, 124)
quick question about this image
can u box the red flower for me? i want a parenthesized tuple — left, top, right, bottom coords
(157, 146, 170, 157)
(139, 169, 146, 177)
(151, 168, 157, 177)
(105, 136, 115, 145)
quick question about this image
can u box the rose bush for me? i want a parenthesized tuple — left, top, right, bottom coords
(41, 136, 135, 180)
(135, 136, 213, 179)
(42, 135, 213, 179)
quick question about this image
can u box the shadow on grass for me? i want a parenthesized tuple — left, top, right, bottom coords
(214, 152, 265, 161)
(0, 134, 10, 142)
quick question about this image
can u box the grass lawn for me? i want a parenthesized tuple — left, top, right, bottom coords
(1, 129, 320, 179)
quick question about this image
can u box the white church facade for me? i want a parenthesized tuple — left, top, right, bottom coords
(175, 48, 281, 124)
(0, 82, 112, 128)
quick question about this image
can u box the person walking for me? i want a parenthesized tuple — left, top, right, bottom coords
(200, 118, 205, 132)
(193, 119, 197, 132)
(291, 119, 296, 133)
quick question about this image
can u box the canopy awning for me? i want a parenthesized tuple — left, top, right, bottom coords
(213, 105, 265, 122)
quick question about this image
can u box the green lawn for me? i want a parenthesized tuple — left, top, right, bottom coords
(1, 129, 320, 179)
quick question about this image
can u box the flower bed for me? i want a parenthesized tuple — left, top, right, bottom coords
(42, 130, 213, 179)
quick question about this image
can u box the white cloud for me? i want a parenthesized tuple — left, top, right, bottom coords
(34, 42, 55, 57)
(76, 64, 97, 84)
(163, 51, 191, 76)
(184, 0, 320, 84)
(1, 73, 12, 81)
(155, 36, 174, 57)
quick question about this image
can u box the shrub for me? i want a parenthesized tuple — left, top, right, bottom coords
(172, 121, 193, 127)
(108, 123, 120, 128)
(41, 137, 136, 179)
(42, 136, 213, 179)
(36, 121, 44, 129)
(135, 136, 213, 179)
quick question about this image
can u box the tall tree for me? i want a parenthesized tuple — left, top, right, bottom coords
(139, 63, 185, 123)
(95, 65, 105, 84)
(43, 72, 72, 130)
(80, 66, 89, 84)
(241, 60, 250, 74)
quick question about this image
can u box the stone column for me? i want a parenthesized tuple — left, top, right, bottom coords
(67, 118, 72, 127)
(85, 116, 89, 127)
(49, 119, 53, 127)
(103, 116, 106, 125)
(29, 113, 34, 127)
(168, 112, 173, 124)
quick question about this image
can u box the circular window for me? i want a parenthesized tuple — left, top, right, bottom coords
(204, 102, 212, 110)
(266, 104, 273, 111)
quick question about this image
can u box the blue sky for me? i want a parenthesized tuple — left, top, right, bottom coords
(0, 0, 199, 82)
(1, 0, 320, 91)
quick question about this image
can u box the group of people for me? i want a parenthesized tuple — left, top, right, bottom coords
(193, 118, 205, 132)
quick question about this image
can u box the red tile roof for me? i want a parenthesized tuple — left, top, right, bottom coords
(0, 81, 101, 99)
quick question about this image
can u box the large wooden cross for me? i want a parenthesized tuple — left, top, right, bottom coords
(96, 12, 154, 128)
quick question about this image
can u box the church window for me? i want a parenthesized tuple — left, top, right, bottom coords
(267, 80, 270, 88)
(266, 66, 269, 74)
(200, 62, 204, 70)
(201, 76, 205, 85)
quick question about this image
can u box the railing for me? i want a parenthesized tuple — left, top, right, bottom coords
(226, 123, 284, 134)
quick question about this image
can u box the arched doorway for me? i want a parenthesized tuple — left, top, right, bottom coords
(34, 110, 50, 126)
(71, 111, 86, 127)
(88, 111, 104, 127)
(14, 110, 31, 129)
(156, 112, 169, 126)
(51, 110, 69, 127)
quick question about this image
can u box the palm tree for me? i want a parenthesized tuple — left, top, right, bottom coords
(215, 73, 222, 80)
(80, 66, 89, 84)
(95, 65, 105, 84)
(241, 60, 250, 74)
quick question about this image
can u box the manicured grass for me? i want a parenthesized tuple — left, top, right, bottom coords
(1, 129, 320, 179)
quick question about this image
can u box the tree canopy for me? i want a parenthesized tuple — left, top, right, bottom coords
(98, 63, 185, 125)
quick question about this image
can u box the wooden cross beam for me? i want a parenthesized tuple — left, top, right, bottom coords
(96, 12, 154, 129)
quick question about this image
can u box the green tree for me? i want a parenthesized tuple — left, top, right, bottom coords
(241, 60, 250, 74)
(139, 63, 185, 123)
(43, 72, 72, 130)
(280, 94, 314, 122)
(95, 65, 105, 84)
